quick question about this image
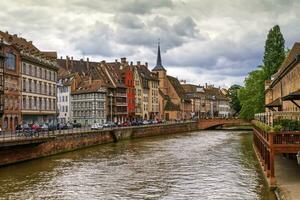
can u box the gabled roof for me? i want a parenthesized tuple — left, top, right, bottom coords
(0, 31, 57, 65)
(72, 79, 106, 94)
(167, 75, 187, 100)
(203, 87, 229, 101)
(165, 100, 180, 111)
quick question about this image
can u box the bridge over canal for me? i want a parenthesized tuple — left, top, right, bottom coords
(197, 118, 251, 130)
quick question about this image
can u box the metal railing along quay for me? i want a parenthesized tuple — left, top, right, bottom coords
(0, 120, 197, 143)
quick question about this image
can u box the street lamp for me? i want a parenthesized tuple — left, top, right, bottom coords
(211, 95, 216, 118)
(109, 93, 113, 123)
(182, 99, 185, 120)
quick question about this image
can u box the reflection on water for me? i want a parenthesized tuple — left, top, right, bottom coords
(0, 131, 275, 200)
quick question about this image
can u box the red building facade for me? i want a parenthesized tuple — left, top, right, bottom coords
(120, 58, 135, 120)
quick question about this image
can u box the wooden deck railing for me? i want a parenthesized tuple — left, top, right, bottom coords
(252, 120, 300, 188)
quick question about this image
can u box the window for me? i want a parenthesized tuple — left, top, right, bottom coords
(5, 53, 16, 70)
(22, 96, 26, 109)
(34, 97, 37, 109)
(29, 79, 32, 92)
(22, 63, 26, 74)
(23, 79, 26, 92)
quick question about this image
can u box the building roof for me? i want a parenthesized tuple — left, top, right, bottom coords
(167, 75, 187, 100)
(71, 79, 106, 94)
(0, 31, 58, 69)
(164, 100, 180, 111)
(203, 86, 229, 101)
(182, 84, 197, 93)
(270, 42, 300, 87)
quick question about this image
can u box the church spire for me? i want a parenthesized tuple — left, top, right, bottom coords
(153, 39, 166, 71)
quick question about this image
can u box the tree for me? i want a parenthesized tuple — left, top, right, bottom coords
(228, 84, 242, 115)
(239, 68, 266, 120)
(238, 25, 285, 120)
(263, 25, 285, 79)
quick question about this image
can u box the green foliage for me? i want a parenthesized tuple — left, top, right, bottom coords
(238, 69, 265, 120)
(253, 120, 272, 132)
(228, 84, 242, 115)
(238, 25, 285, 120)
(263, 25, 285, 79)
(274, 119, 300, 131)
(273, 125, 283, 132)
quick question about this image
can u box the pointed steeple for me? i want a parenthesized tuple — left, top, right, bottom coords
(153, 39, 166, 71)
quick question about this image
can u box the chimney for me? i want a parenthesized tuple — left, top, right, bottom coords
(86, 57, 89, 70)
(145, 62, 148, 68)
(137, 61, 140, 66)
(115, 59, 118, 63)
(205, 83, 207, 88)
(66, 56, 69, 70)
(130, 61, 133, 66)
(71, 56, 74, 69)
(89, 76, 92, 85)
(60, 56, 62, 59)
(121, 57, 126, 64)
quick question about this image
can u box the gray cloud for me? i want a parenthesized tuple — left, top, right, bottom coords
(114, 14, 145, 29)
(1, 0, 300, 86)
(119, 0, 174, 14)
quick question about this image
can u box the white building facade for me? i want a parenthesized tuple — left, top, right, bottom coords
(71, 89, 107, 126)
(57, 79, 71, 123)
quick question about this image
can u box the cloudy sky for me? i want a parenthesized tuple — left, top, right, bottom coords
(1, 0, 300, 87)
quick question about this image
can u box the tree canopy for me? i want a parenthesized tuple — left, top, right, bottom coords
(238, 25, 285, 120)
(228, 84, 242, 116)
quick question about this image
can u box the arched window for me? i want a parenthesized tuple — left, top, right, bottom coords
(5, 53, 16, 70)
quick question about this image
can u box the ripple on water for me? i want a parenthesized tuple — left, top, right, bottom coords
(0, 131, 274, 200)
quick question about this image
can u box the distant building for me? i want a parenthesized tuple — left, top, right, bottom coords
(134, 61, 159, 120)
(0, 41, 5, 128)
(57, 57, 128, 123)
(0, 40, 21, 130)
(57, 71, 76, 123)
(71, 78, 106, 126)
(0, 31, 59, 125)
(152, 42, 191, 120)
(203, 84, 231, 118)
(182, 84, 207, 118)
(120, 58, 135, 120)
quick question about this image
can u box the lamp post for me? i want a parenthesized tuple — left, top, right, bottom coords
(211, 95, 216, 118)
(182, 99, 185, 120)
(109, 93, 113, 123)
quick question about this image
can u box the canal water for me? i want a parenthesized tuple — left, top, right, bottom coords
(0, 131, 275, 200)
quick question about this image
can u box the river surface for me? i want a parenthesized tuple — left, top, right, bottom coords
(0, 130, 275, 200)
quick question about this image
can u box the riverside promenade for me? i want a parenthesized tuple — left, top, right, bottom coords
(275, 155, 300, 200)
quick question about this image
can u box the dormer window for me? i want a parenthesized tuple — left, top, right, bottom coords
(5, 53, 16, 70)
